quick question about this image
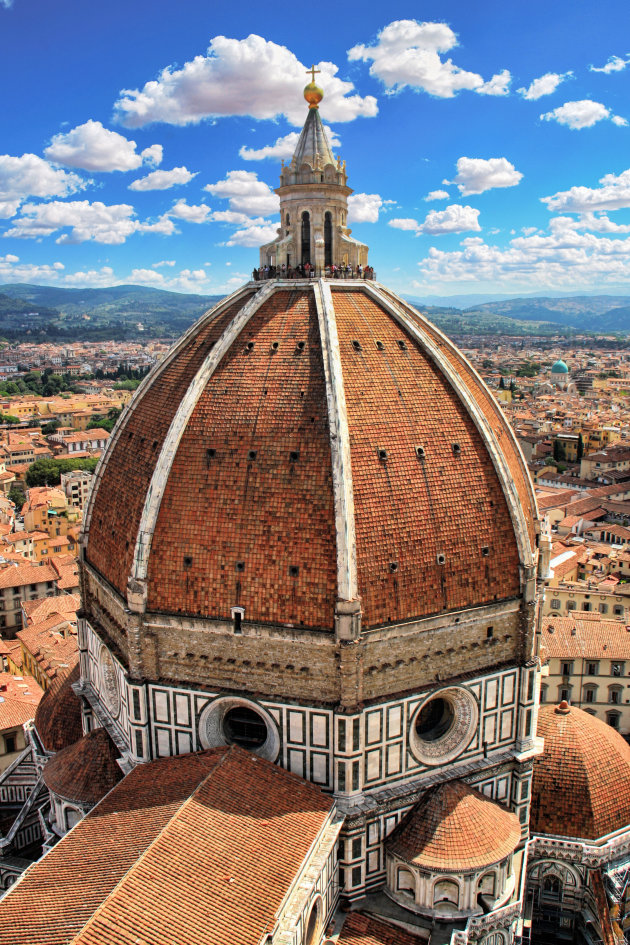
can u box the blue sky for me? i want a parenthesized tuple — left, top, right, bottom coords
(2, 0, 630, 299)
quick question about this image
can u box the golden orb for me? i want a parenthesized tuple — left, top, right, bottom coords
(304, 82, 323, 109)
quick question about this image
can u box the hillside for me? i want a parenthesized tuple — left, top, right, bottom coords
(467, 295, 630, 332)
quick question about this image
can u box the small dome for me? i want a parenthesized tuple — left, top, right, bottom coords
(34, 662, 82, 753)
(386, 780, 521, 872)
(532, 702, 630, 840)
(551, 359, 569, 374)
(43, 726, 122, 805)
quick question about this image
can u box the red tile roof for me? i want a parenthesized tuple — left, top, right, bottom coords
(0, 563, 56, 589)
(338, 912, 426, 945)
(386, 779, 521, 872)
(541, 614, 630, 660)
(43, 727, 121, 804)
(34, 661, 82, 752)
(0, 746, 333, 945)
(0, 672, 43, 731)
(22, 593, 80, 624)
(532, 702, 630, 839)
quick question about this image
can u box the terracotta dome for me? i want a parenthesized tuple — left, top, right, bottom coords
(532, 701, 630, 840)
(43, 726, 122, 805)
(83, 281, 537, 631)
(34, 662, 83, 753)
(386, 779, 521, 872)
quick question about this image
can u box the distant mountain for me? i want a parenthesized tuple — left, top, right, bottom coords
(466, 295, 630, 332)
(0, 283, 223, 341)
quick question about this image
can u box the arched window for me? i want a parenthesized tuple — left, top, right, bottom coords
(397, 868, 415, 898)
(433, 879, 459, 907)
(301, 211, 311, 265)
(478, 871, 496, 897)
(609, 685, 623, 705)
(65, 807, 82, 831)
(583, 685, 598, 704)
(607, 710, 621, 729)
(324, 212, 332, 268)
(543, 874, 561, 900)
(285, 212, 290, 227)
(304, 898, 321, 945)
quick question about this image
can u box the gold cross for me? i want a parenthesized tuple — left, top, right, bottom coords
(307, 64, 320, 83)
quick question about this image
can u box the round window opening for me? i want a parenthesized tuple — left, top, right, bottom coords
(415, 697, 454, 742)
(223, 706, 267, 750)
(410, 687, 478, 766)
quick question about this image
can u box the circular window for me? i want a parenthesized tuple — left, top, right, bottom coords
(304, 897, 322, 945)
(415, 698, 454, 742)
(410, 688, 478, 766)
(198, 696, 280, 762)
(223, 706, 267, 749)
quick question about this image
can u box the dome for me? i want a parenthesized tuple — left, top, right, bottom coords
(34, 662, 82, 753)
(386, 779, 521, 872)
(43, 726, 122, 805)
(551, 359, 569, 374)
(83, 281, 537, 632)
(531, 701, 630, 840)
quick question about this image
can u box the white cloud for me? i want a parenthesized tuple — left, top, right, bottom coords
(425, 189, 450, 201)
(129, 166, 197, 191)
(4, 200, 176, 244)
(114, 34, 377, 128)
(210, 209, 267, 225)
(348, 193, 382, 223)
(415, 215, 630, 290)
(152, 259, 176, 268)
(540, 99, 625, 129)
(517, 72, 572, 100)
(168, 199, 212, 223)
(204, 170, 279, 216)
(348, 19, 508, 98)
(0, 153, 85, 218)
(612, 115, 629, 127)
(590, 56, 630, 74)
(452, 157, 523, 195)
(127, 268, 166, 285)
(225, 223, 279, 247)
(0, 254, 66, 284)
(44, 120, 162, 173)
(477, 70, 511, 97)
(389, 204, 481, 235)
(542, 168, 630, 213)
(63, 267, 115, 287)
(239, 126, 341, 162)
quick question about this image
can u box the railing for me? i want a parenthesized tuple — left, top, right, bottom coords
(252, 266, 376, 282)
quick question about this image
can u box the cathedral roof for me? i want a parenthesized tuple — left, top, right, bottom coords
(43, 726, 122, 805)
(291, 105, 336, 169)
(84, 281, 537, 631)
(34, 660, 82, 753)
(0, 746, 333, 945)
(551, 359, 569, 374)
(338, 912, 426, 945)
(386, 779, 521, 872)
(531, 701, 630, 840)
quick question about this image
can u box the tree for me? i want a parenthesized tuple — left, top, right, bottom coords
(87, 407, 121, 433)
(26, 456, 99, 488)
(577, 434, 584, 461)
(499, 377, 506, 390)
(0, 413, 20, 425)
(42, 419, 61, 435)
(553, 440, 566, 463)
(8, 485, 25, 510)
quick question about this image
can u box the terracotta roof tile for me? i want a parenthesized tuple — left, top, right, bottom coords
(386, 779, 521, 872)
(34, 661, 82, 752)
(43, 727, 121, 804)
(338, 912, 426, 945)
(0, 746, 333, 945)
(532, 702, 630, 839)
(0, 672, 43, 731)
(541, 614, 630, 660)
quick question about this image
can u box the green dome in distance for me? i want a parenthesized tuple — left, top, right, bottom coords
(551, 359, 569, 374)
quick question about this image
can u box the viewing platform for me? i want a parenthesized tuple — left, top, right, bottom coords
(253, 265, 376, 282)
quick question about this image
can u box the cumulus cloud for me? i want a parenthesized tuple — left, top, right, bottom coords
(129, 166, 197, 191)
(540, 99, 626, 129)
(239, 126, 341, 161)
(348, 19, 509, 98)
(114, 34, 377, 128)
(415, 215, 630, 291)
(168, 199, 212, 223)
(452, 157, 523, 195)
(517, 72, 572, 100)
(425, 189, 450, 201)
(389, 204, 480, 235)
(0, 153, 85, 217)
(590, 56, 630, 74)
(225, 223, 279, 247)
(204, 170, 279, 216)
(63, 266, 116, 287)
(0, 254, 66, 284)
(44, 120, 163, 172)
(4, 199, 176, 244)
(348, 193, 382, 223)
(542, 167, 630, 213)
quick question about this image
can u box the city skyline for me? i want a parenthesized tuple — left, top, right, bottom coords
(2, 0, 630, 299)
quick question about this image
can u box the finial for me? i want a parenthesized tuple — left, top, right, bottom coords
(304, 64, 324, 109)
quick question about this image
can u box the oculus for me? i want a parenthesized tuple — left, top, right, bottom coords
(198, 696, 280, 761)
(99, 646, 121, 719)
(410, 687, 478, 766)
